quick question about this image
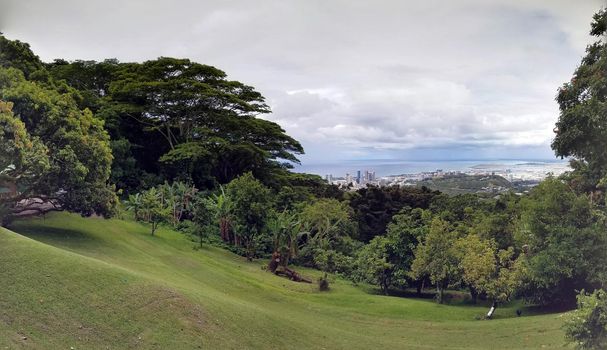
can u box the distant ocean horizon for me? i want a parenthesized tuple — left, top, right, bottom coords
(293, 159, 570, 178)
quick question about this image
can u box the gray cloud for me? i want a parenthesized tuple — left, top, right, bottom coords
(2, 0, 605, 162)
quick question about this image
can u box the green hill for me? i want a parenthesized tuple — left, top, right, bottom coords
(418, 174, 513, 195)
(1, 213, 569, 349)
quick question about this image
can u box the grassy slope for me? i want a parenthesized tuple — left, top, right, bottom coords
(1, 213, 570, 349)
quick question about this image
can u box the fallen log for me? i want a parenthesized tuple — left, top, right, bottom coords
(274, 266, 313, 283)
(268, 251, 312, 283)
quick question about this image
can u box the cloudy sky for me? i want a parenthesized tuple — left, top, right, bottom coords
(1, 0, 605, 165)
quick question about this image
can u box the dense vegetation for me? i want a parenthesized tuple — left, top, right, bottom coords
(1, 8, 607, 349)
(1, 213, 569, 349)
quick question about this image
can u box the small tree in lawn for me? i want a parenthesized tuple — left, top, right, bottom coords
(138, 187, 168, 236)
(564, 289, 607, 350)
(192, 194, 215, 248)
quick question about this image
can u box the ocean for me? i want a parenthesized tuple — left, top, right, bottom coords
(293, 159, 571, 178)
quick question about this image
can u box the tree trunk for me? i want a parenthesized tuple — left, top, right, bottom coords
(436, 284, 444, 304)
(150, 221, 157, 236)
(416, 280, 424, 296)
(486, 300, 497, 319)
(469, 286, 478, 304)
(274, 266, 312, 283)
(268, 251, 281, 273)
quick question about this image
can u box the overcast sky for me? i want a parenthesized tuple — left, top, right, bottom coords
(1, 0, 605, 164)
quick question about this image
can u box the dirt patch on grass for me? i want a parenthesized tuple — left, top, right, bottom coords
(130, 285, 205, 327)
(121, 284, 210, 348)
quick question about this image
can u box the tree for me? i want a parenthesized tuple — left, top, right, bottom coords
(135, 187, 168, 235)
(158, 181, 197, 228)
(564, 289, 607, 350)
(347, 185, 438, 242)
(454, 235, 520, 305)
(226, 172, 272, 261)
(385, 207, 431, 292)
(191, 194, 215, 248)
(296, 198, 359, 273)
(410, 218, 459, 304)
(0, 101, 50, 224)
(267, 210, 304, 271)
(205, 186, 234, 244)
(299, 198, 357, 249)
(552, 10, 607, 189)
(355, 236, 394, 294)
(0, 67, 117, 223)
(516, 178, 607, 305)
(105, 57, 304, 187)
(0, 35, 44, 79)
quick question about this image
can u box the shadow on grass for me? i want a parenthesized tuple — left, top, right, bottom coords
(8, 219, 101, 246)
(521, 303, 574, 316)
(373, 286, 574, 318)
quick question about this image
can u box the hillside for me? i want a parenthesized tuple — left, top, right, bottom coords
(417, 174, 513, 195)
(1, 213, 569, 349)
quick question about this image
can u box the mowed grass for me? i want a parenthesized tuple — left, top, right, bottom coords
(1, 212, 571, 349)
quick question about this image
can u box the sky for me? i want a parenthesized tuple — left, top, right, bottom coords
(1, 0, 605, 165)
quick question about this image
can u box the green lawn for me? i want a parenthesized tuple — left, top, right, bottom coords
(0, 213, 570, 349)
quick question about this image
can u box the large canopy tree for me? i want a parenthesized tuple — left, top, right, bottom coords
(0, 36, 44, 79)
(0, 66, 117, 223)
(48, 56, 305, 190)
(552, 10, 607, 191)
(0, 100, 49, 223)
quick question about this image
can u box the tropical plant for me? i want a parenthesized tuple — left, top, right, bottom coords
(267, 210, 304, 269)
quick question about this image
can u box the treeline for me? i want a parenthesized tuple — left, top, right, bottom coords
(125, 173, 607, 309)
(0, 34, 337, 224)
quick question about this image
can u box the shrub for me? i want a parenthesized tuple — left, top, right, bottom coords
(564, 289, 607, 349)
(319, 273, 330, 291)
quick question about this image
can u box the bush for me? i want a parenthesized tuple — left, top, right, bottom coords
(564, 289, 607, 349)
(319, 273, 330, 291)
(312, 249, 356, 276)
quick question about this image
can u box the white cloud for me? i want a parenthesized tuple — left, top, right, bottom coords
(1, 0, 604, 162)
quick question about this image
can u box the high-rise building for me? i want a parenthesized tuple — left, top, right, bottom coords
(357, 170, 361, 184)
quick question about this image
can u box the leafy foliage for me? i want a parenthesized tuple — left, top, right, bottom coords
(347, 185, 438, 242)
(0, 65, 117, 221)
(225, 172, 272, 260)
(552, 9, 607, 189)
(267, 210, 304, 267)
(46, 56, 305, 191)
(516, 178, 607, 305)
(0, 101, 50, 223)
(410, 218, 459, 303)
(355, 236, 394, 294)
(565, 289, 607, 350)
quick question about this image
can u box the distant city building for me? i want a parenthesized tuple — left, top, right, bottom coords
(346, 173, 353, 185)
